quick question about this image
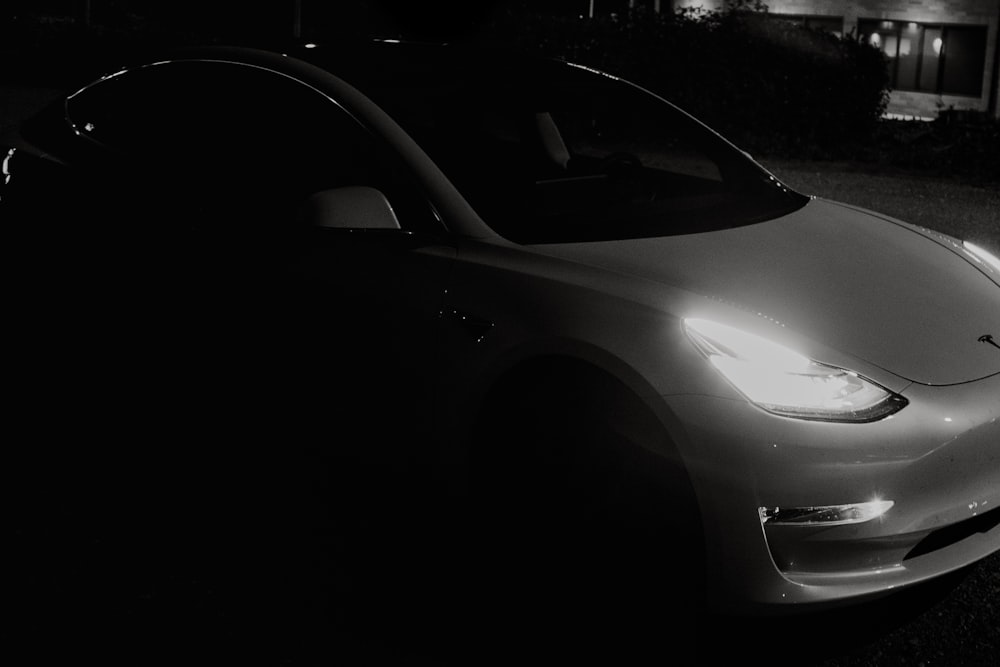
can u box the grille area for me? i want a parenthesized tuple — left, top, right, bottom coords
(904, 506, 1000, 561)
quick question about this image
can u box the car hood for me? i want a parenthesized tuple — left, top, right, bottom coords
(536, 198, 1000, 385)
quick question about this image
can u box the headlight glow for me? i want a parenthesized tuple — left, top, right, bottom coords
(962, 241, 1000, 274)
(683, 318, 907, 422)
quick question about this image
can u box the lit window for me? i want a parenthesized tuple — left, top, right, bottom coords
(859, 20, 987, 97)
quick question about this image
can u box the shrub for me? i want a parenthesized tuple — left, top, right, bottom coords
(868, 112, 1000, 184)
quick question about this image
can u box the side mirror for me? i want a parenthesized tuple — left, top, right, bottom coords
(298, 186, 401, 230)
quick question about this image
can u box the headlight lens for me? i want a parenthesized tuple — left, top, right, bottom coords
(683, 318, 907, 422)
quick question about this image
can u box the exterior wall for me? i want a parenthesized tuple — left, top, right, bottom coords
(672, 1, 1000, 118)
(842, 1, 998, 118)
(673, 1, 725, 11)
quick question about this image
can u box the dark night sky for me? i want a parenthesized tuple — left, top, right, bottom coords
(2, 0, 531, 42)
(0, 1, 541, 82)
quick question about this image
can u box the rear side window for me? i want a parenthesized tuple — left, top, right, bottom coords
(64, 60, 438, 232)
(68, 61, 372, 209)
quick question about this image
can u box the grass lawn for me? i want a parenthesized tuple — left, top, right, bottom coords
(761, 158, 1000, 249)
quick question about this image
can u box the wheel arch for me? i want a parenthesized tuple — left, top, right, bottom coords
(465, 346, 709, 608)
(469, 346, 702, 523)
(469, 341, 690, 461)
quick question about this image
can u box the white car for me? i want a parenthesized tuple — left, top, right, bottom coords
(3, 42, 997, 624)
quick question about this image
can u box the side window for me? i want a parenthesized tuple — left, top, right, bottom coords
(66, 60, 439, 232)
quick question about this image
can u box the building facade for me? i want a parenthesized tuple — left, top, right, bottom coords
(666, 0, 1000, 118)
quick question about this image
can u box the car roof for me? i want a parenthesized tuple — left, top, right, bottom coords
(291, 39, 565, 75)
(284, 40, 606, 98)
(155, 43, 506, 239)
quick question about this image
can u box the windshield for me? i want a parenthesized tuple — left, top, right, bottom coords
(330, 49, 808, 243)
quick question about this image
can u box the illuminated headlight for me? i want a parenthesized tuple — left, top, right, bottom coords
(962, 241, 1000, 274)
(683, 318, 907, 422)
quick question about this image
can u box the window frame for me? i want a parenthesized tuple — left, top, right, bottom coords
(63, 58, 447, 235)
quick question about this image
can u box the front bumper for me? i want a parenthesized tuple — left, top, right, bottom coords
(664, 371, 1000, 612)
